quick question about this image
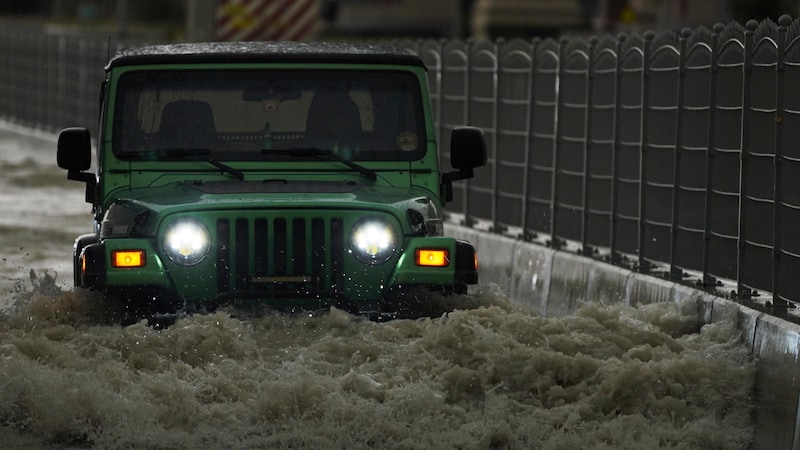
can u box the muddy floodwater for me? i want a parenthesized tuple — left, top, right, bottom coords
(0, 123, 755, 449)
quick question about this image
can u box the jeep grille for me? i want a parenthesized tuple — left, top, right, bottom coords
(215, 216, 345, 297)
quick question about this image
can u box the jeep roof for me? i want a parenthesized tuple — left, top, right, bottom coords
(106, 41, 426, 69)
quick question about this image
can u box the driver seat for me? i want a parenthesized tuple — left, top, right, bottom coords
(306, 88, 361, 149)
(157, 100, 220, 149)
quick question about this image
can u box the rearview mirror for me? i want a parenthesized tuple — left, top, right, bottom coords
(242, 83, 302, 102)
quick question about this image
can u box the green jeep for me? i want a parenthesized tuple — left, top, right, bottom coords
(57, 41, 486, 321)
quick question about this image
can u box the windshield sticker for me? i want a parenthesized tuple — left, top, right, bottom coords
(397, 132, 417, 151)
(262, 99, 280, 113)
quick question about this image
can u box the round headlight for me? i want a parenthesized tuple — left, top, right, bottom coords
(163, 218, 211, 266)
(350, 217, 397, 265)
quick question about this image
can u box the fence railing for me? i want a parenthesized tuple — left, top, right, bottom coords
(396, 16, 800, 309)
(0, 22, 144, 137)
(2, 17, 799, 308)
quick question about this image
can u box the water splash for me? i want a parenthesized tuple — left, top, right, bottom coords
(0, 280, 754, 449)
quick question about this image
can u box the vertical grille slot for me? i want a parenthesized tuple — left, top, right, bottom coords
(235, 218, 249, 289)
(292, 218, 306, 275)
(312, 218, 325, 289)
(217, 219, 230, 293)
(254, 218, 268, 276)
(331, 217, 344, 293)
(274, 218, 287, 276)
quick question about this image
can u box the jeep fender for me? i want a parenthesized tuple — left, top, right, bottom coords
(73, 233, 98, 288)
(387, 237, 478, 289)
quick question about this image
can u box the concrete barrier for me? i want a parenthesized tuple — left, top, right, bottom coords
(447, 223, 800, 450)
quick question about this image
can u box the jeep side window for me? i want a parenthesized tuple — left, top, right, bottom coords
(113, 70, 426, 162)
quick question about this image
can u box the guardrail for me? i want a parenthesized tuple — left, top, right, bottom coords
(395, 16, 800, 311)
(2, 17, 799, 309)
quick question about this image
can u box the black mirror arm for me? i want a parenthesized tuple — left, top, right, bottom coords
(68, 170, 97, 203)
(441, 168, 475, 204)
(67, 170, 94, 183)
(442, 168, 474, 185)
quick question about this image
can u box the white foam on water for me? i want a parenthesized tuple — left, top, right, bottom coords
(0, 280, 755, 449)
(0, 123, 755, 449)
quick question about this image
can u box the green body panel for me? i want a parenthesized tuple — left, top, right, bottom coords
(103, 238, 168, 287)
(388, 237, 458, 286)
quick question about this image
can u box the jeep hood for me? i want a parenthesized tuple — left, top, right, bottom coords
(106, 180, 440, 222)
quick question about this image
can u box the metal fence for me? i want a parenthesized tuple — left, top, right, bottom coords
(2, 17, 799, 307)
(395, 16, 800, 309)
(0, 23, 142, 137)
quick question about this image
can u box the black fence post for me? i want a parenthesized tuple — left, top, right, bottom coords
(520, 38, 539, 242)
(736, 20, 757, 299)
(669, 28, 690, 280)
(492, 38, 504, 235)
(548, 38, 567, 250)
(609, 34, 625, 264)
(580, 37, 598, 257)
(701, 24, 723, 288)
(637, 31, 654, 272)
(487, 39, 501, 234)
(771, 15, 790, 308)
(462, 39, 475, 226)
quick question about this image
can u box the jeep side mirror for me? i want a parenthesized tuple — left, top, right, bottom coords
(57, 127, 92, 171)
(441, 126, 487, 203)
(57, 127, 96, 203)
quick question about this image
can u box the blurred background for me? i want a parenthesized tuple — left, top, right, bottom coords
(1, 0, 799, 44)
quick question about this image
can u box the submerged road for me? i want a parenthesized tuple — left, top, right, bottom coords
(0, 123, 755, 449)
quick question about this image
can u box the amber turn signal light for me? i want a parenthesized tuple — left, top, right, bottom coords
(111, 250, 146, 268)
(415, 248, 449, 267)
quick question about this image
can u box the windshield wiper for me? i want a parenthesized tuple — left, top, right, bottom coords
(127, 149, 245, 181)
(202, 157, 245, 181)
(268, 148, 377, 181)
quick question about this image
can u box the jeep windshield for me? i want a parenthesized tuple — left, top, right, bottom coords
(112, 69, 427, 163)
